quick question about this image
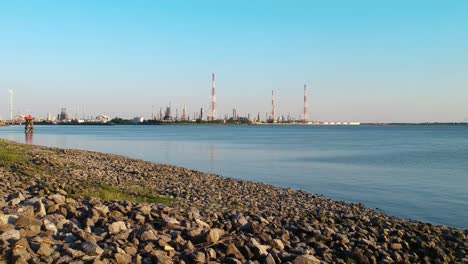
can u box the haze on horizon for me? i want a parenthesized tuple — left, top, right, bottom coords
(0, 1, 467, 123)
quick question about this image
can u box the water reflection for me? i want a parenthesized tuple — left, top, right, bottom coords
(25, 133, 33, 145)
(209, 144, 216, 171)
(163, 141, 171, 163)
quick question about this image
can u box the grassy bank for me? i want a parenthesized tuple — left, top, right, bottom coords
(0, 142, 28, 164)
(0, 139, 173, 206)
(78, 183, 173, 205)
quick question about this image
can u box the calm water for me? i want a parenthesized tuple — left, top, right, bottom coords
(0, 125, 467, 229)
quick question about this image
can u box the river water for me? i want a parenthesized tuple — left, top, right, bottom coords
(0, 125, 467, 229)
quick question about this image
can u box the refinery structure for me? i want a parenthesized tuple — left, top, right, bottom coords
(209, 73, 217, 121)
(1, 74, 360, 126)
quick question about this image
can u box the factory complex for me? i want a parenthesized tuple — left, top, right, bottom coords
(2, 74, 360, 126)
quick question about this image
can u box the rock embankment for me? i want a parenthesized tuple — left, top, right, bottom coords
(0, 140, 466, 263)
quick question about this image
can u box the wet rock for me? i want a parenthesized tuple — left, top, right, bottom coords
(196, 218, 210, 228)
(293, 255, 321, 264)
(237, 216, 248, 227)
(8, 192, 25, 202)
(140, 229, 158, 241)
(265, 253, 276, 264)
(43, 219, 58, 235)
(341, 250, 370, 264)
(12, 247, 31, 263)
(8, 198, 22, 206)
(95, 205, 109, 215)
(226, 243, 245, 260)
(206, 228, 224, 244)
(36, 243, 54, 257)
(15, 215, 42, 235)
(1, 229, 20, 241)
(49, 194, 66, 204)
(115, 252, 132, 264)
(390, 243, 403, 250)
(192, 251, 206, 263)
(225, 257, 243, 264)
(187, 227, 204, 237)
(153, 250, 172, 264)
(335, 234, 350, 244)
(164, 245, 175, 252)
(109, 221, 127, 234)
(124, 245, 138, 256)
(115, 230, 130, 240)
(251, 238, 270, 256)
(34, 199, 47, 217)
(15, 238, 30, 250)
(271, 239, 285, 251)
(67, 248, 85, 258)
(207, 248, 217, 260)
(0, 213, 18, 225)
(46, 204, 61, 214)
(81, 241, 104, 256)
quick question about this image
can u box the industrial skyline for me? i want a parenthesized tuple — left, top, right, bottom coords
(2, 74, 317, 124)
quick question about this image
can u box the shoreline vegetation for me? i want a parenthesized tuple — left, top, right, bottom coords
(0, 140, 466, 263)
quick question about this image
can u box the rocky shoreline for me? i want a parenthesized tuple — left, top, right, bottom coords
(0, 139, 466, 263)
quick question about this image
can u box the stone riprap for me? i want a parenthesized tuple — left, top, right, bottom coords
(0, 140, 466, 263)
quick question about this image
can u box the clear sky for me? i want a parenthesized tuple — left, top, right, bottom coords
(0, 0, 467, 122)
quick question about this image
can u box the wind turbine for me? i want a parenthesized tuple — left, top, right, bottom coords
(8, 89, 13, 121)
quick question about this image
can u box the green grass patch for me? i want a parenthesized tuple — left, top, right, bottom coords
(78, 183, 173, 205)
(0, 142, 28, 164)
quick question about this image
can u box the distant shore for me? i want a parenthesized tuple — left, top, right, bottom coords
(3, 121, 468, 127)
(0, 139, 466, 263)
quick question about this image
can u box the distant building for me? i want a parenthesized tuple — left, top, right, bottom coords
(133, 117, 144, 124)
(96, 115, 110, 123)
(46, 112, 53, 122)
(13, 115, 26, 124)
(59, 108, 69, 122)
(163, 106, 172, 121)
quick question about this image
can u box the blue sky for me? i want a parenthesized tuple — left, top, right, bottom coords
(0, 0, 467, 122)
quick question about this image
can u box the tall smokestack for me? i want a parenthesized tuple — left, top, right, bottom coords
(304, 84, 308, 123)
(272, 90, 276, 122)
(210, 73, 216, 121)
(8, 89, 13, 121)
